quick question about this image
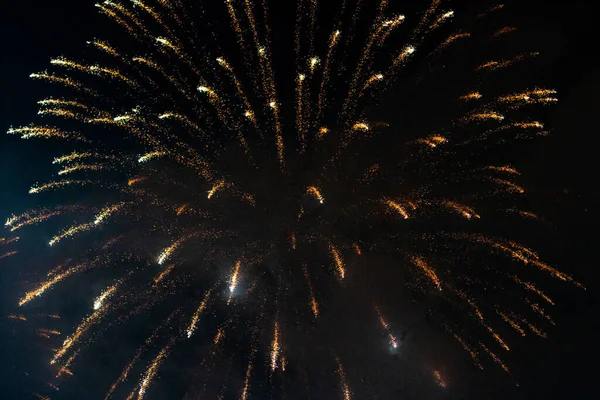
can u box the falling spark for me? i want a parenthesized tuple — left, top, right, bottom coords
(386, 200, 409, 219)
(411, 257, 442, 291)
(187, 288, 213, 338)
(270, 320, 280, 371)
(93, 282, 119, 310)
(19, 263, 88, 306)
(433, 370, 447, 388)
(329, 244, 345, 280)
(157, 238, 186, 265)
(153, 264, 175, 285)
(208, 181, 225, 199)
(227, 260, 241, 304)
(137, 344, 171, 400)
(307, 186, 324, 203)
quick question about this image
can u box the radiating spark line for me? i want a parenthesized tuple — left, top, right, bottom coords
(153, 264, 175, 285)
(52, 305, 107, 364)
(452, 332, 483, 369)
(386, 200, 409, 219)
(136, 343, 171, 400)
(227, 260, 241, 304)
(329, 244, 345, 280)
(336, 358, 351, 400)
(208, 180, 226, 199)
(480, 343, 510, 373)
(270, 320, 280, 371)
(307, 186, 324, 203)
(19, 263, 89, 306)
(49, 223, 93, 246)
(303, 266, 319, 318)
(376, 306, 398, 348)
(433, 370, 447, 388)
(412, 257, 442, 291)
(157, 237, 186, 265)
(187, 288, 213, 338)
(93, 282, 120, 310)
(138, 151, 166, 163)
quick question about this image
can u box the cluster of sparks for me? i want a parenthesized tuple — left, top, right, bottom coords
(4, 0, 580, 399)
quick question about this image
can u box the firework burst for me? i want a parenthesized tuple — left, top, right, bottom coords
(5, 0, 579, 398)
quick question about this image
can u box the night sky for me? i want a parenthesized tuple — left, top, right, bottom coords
(1, 0, 599, 399)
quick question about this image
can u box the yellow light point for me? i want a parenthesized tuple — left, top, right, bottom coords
(137, 345, 170, 400)
(291, 233, 297, 250)
(227, 260, 241, 304)
(498, 311, 526, 336)
(270, 320, 280, 371)
(8, 125, 83, 140)
(128, 176, 147, 186)
(52, 305, 106, 364)
(49, 223, 93, 246)
(244, 110, 254, 120)
(353, 243, 362, 256)
(337, 359, 351, 400)
(58, 164, 102, 176)
(490, 178, 525, 194)
(207, 180, 225, 199)
(309, 57, 320, 72)
(352, 122, 370, 131)
(433, 370, 447, 388)
(443, 201, 480, 219)
(460, 92, 482, 100)
(386, 200, 409, 219)
(307, 186, 324, 203)
(329, 244, 345, 280)
(269, 101, 277, 109)
(157, 238, 185, 265)
(452, 332, 482, 369)
(303, 266, 319, 318)
(138, 151, 166, 163)
(480, 343, 510, 374)
(153, 264, 175, 285)
(93, 282, 119, 310)
(412, 257, 442, 291)
(318, 127, 329, 138)
(187, 288, 213, 338)
(8, 314, 27, 321)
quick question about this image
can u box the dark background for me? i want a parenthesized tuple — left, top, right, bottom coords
(1, 0, 598, 398)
